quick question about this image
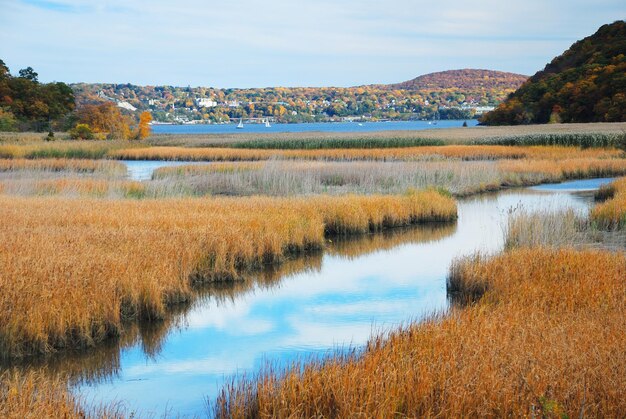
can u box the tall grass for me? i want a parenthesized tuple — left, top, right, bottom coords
(214, 248, 626, 417)
(0, 370, 127, 418)
(0, 141, 146, 160)
(0, 177, 147, 198)
(230, 137, 445, 149)
(150, 160, 501, 196)
(473, 131, 626, 148)
(591, 177, 626, 228)
(0, 158, 127, 176)
(148, 158, 626, 198)
(110, 144, 624, 162)
(498, 158, 626, 184)
(0, 191, 456, 359)
(147, 122, 626, 148)
(504, 209, 587, 250)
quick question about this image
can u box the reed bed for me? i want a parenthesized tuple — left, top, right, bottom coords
(0, 191, 455, 359)
(148, 157, 626, 198)
(110, 145, 624, 162)
(147, 122, 626, 147)
(0, 158, 127, 176)
(505, 209, 587, 249)
(215, 248, 626, 418)
(472, 132, 626, 148)
(0, 177, 146, 198)
(0, 369, 127, 418)
(591, 177, 626, 228)
(498, 158, 626, 184)
(149, 160, 502, 196)
(0, 371, 85, 418)
(0, 141, 145, 160)
(230, 137, 446, 149)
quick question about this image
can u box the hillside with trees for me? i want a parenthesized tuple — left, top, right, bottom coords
(482, 20, 626, 125)
(387, 69, 527, 91)
(71, 69, 527, 124)
(0, 60, 75, 131)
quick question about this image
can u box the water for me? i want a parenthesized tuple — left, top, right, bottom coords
(151, 120, 479, 135)
(58, 183, 602, 416)
(123, 160, 209, 181)
(530, 177, 614, 192)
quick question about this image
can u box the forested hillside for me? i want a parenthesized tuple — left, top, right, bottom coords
(387, 69, 527, 91)
(482, 21, 626, 125)
(0, 60, 75, 131)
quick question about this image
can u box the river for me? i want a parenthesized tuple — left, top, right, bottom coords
(7, 178, 612, 417)
(151, 120, 479, 135)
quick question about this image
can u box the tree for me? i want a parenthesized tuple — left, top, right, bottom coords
(136, 111, 152, 140)
(18, 67, 38, 83)
(69, 123, 94, 139)
(75, 102, 131, 140)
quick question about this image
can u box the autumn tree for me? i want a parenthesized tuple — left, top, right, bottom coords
(136, 111, 152, 140)
(74, 102, 131, 139)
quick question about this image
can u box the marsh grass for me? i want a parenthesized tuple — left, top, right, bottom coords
(147, 122, 626, 148)
(0, 369, 129, 418)
(591, 177, 626, 228)
(147, 157, 626, 198)
(110, 144, 624, 162)
(0, 190, 455, 359)
(214, 248, 626, 418)
(0, 158, 127, 176)
(0, 139, 146, 160)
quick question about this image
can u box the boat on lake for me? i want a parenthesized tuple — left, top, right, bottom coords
(236, 118, 244, 129)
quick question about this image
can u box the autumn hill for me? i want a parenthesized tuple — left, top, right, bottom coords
(71, 69, 527, 124)
(385, 69, 528, 91)
(482, 20, 626, 125)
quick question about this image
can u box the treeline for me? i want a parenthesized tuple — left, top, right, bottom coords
(0, 60, 151, 139)
(482, 21, 626, 125)
(0, 60, 75, 131)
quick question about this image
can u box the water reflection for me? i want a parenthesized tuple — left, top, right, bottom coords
(3, 186, 602, 416)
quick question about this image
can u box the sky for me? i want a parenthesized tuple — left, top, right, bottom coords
(0, 0, 624, 88)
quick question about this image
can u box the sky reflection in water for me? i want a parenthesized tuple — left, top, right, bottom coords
(76, 182, 599, 416)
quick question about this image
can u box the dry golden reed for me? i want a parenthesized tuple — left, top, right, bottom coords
(110, 145, 624, 162)
(215, 248, 626, 418)
(0, 190, 455, 359)
(591, 177, 626, 228)
(0, 158, 127, 175)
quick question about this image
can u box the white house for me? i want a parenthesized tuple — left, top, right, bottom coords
(196, 98, 218, 108)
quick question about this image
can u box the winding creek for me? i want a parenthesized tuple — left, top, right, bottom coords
(7, 170, 616, 416)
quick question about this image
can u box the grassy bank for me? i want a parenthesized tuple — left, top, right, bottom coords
(109, 144, 624, 162)
(145, 158, 626, 197)
(0, 190, 455, 359)
(591, 177, 626, 228)
(215, 248, 626, 417)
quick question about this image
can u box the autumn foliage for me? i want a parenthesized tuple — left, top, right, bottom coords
(482, 21, 626, 124)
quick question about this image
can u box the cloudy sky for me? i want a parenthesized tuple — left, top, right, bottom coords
(0, 0, 624, 87)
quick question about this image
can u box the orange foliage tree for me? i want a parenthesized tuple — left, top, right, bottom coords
(136, 111, 152, 140)
(74, 102, 131, 140)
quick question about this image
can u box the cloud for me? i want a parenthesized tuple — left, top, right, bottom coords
(1, 0, 624, 86)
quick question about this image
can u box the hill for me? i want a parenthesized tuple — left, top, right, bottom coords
(482, 21, 626, 125)
(71, 69, 526, 124)
(387, 69, 528, 91)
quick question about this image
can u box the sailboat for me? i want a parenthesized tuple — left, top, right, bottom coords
(265, 119, 271, 128)
(236, 118, 244, 129)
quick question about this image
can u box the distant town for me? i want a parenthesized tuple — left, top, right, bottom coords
(71, 69, 526, 124)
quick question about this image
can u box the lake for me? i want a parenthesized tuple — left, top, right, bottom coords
(39, 179, 604, 416)
(151, 120, 479, 135)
